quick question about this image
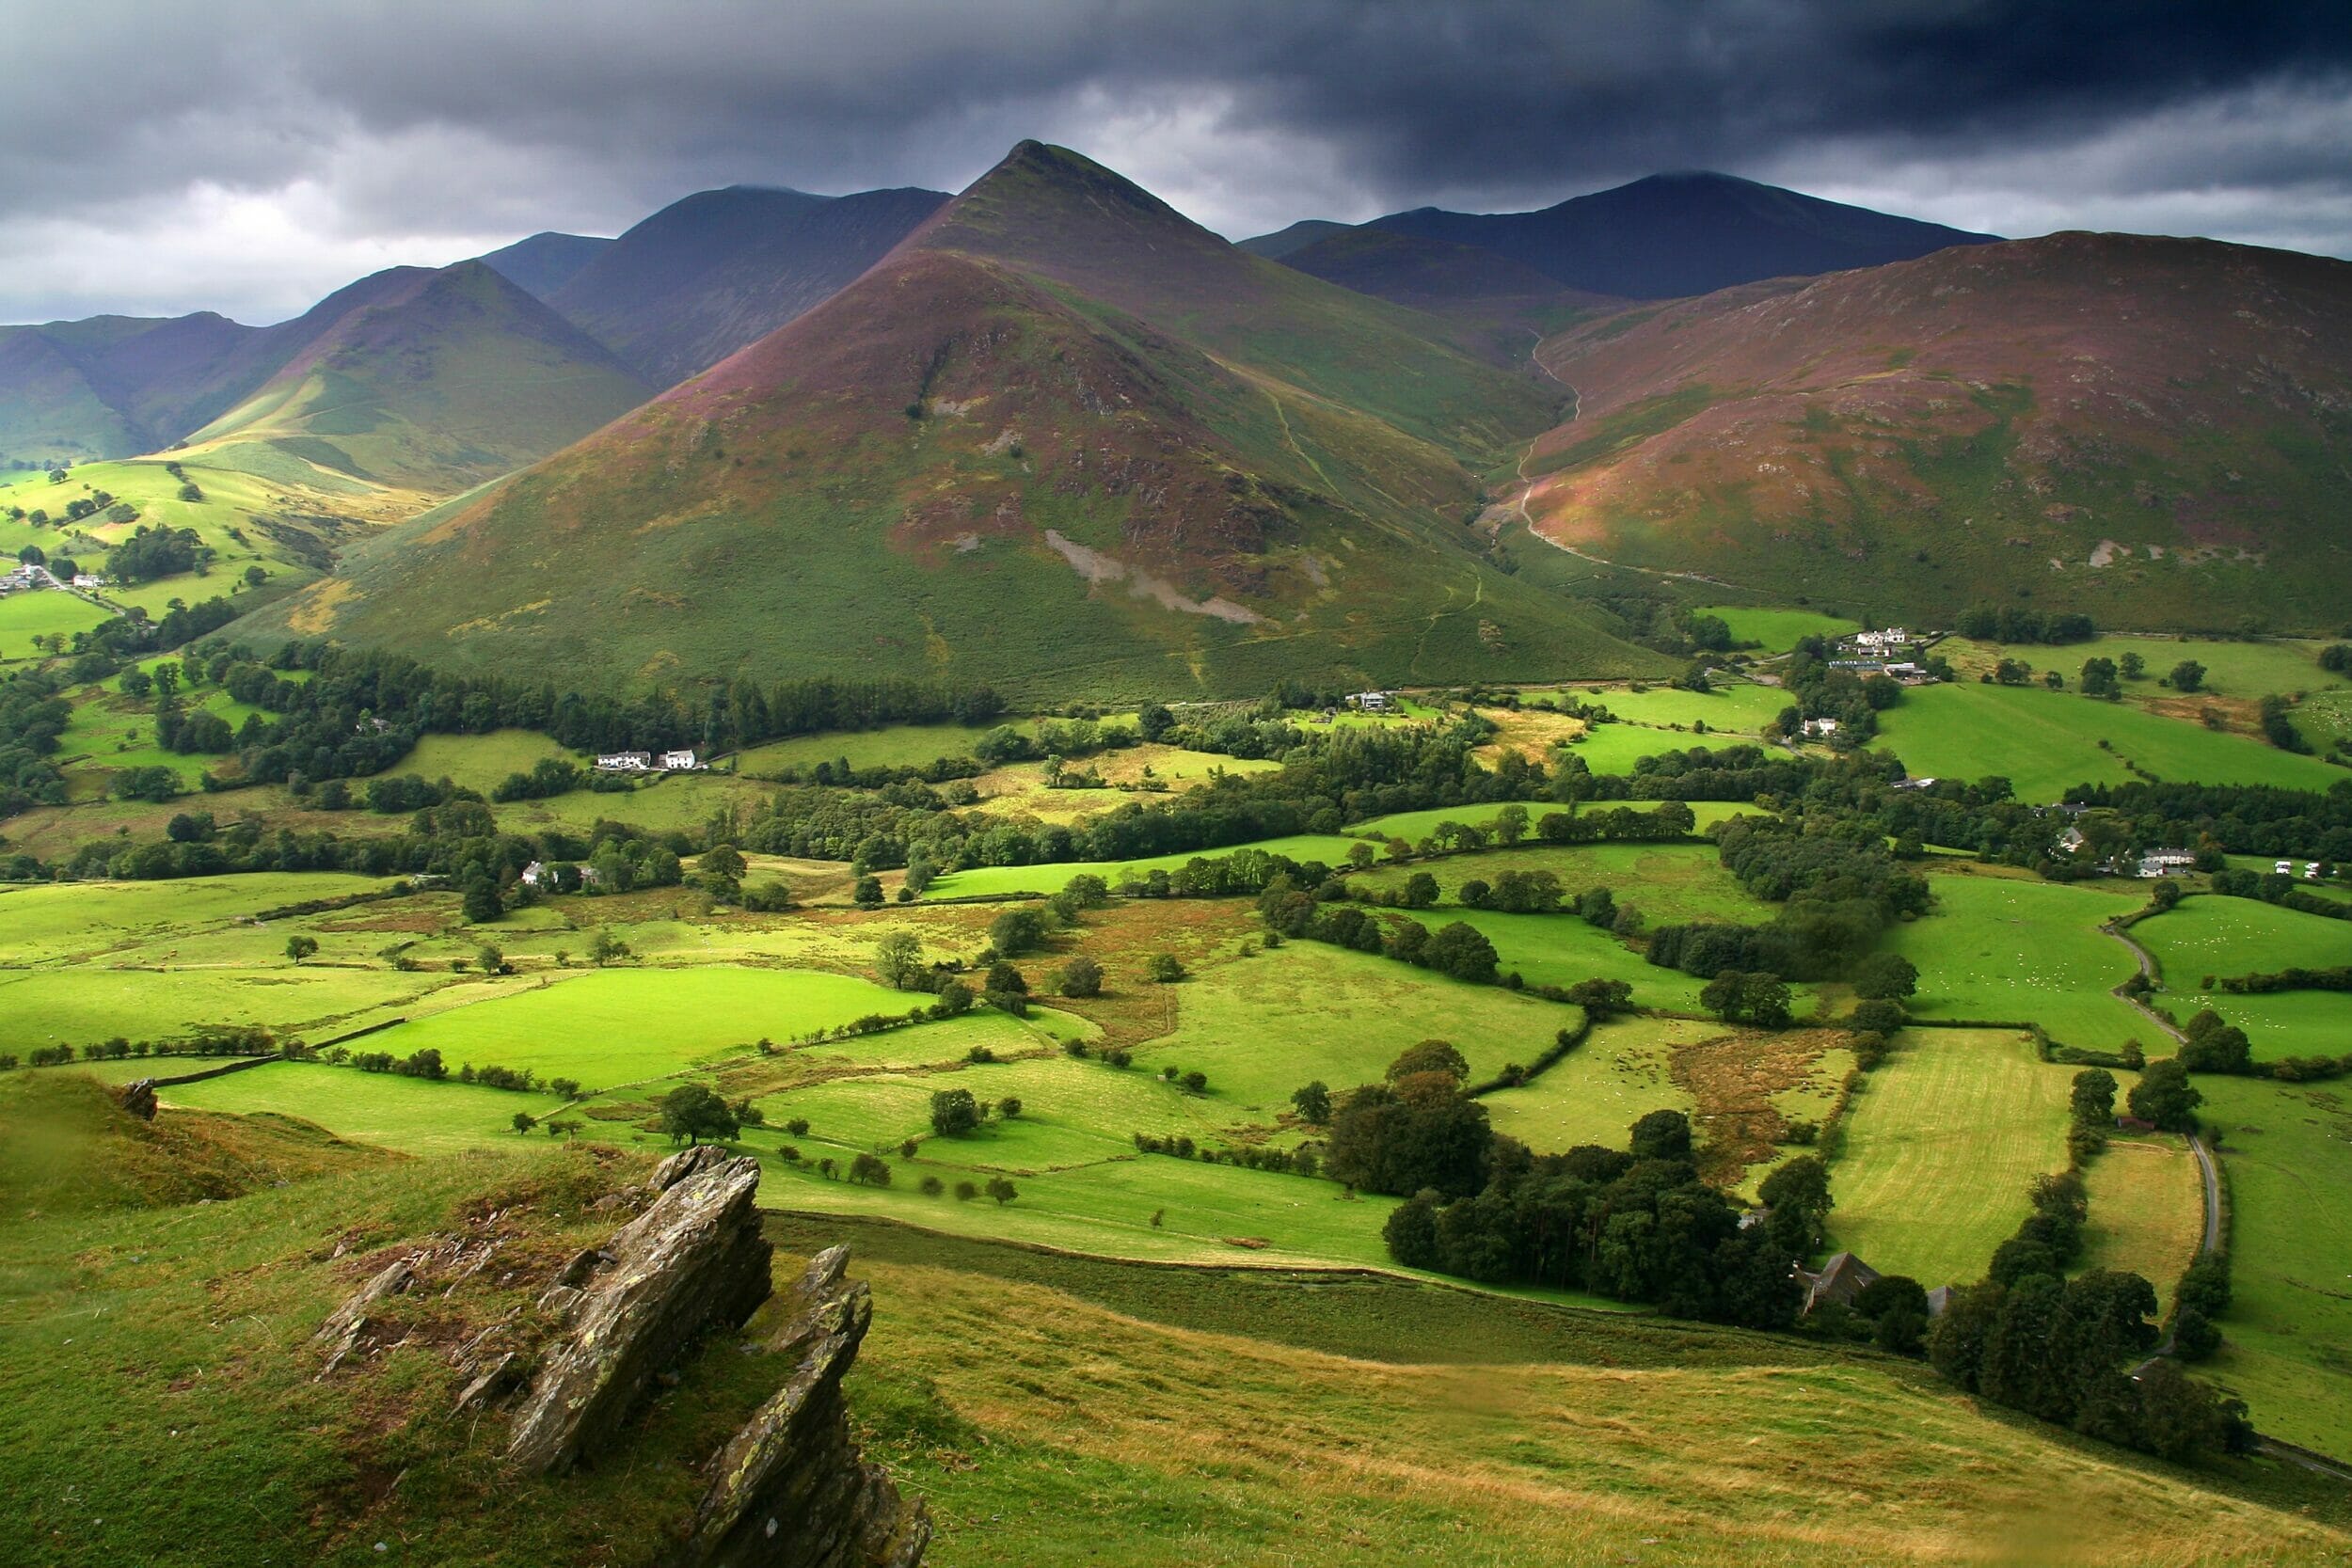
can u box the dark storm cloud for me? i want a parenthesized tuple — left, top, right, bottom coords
(4, 0, 2347, 322)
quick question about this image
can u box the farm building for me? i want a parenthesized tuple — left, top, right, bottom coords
(596, 751, 653, 772)
(1799, 717, 1839, 738)
(1852, 627, 1908, 652)
(660, 748, 701, 770)
(1349, 690, 1398, 713)
(1799, 1252, 1882, 1314)
(2136, 848, 2196, 878)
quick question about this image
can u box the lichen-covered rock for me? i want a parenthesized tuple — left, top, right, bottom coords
(507, 1155, 772, 1475)
(675, 1245, 928, 1568)
(119, 1079, 159, 1120)
(650, 1143, 730, 1192)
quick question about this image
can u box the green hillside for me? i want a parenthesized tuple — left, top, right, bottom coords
(179, 261, 651, 499)
(248, 147, 1662, 701)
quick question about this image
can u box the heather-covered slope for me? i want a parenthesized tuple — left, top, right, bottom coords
(254, 146, 1663, 699)
(910, 142, 1554, 453)
(1519, 232, 2352, 630)
(178, 261, 652, 498)
(1277, 228, 1626, 353)
(549, 184, 948, 386)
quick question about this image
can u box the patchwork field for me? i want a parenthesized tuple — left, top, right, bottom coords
(1828, 1028, 2074, 1290)
(0, 587, 109, 659)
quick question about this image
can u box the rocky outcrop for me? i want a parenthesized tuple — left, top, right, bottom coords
(673, 1245, 929, 1568)
(508, 1154, 773, 1475)
(119, 1079, 159, 1120)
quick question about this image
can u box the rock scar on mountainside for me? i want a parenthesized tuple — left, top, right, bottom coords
(1042, 529, 1265, 624)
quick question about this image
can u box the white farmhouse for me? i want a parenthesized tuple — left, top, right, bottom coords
(1852, 626, 1909, 652)
(660, 748, 700, 770)
(1349, 690, 1397, 714)
(595, 751, 653, 772)
(1799, 717, 1839, 738)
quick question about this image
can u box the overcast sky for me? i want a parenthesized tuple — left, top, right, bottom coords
(7, 0, 2348, 325)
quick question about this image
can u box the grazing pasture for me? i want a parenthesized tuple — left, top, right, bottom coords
(1345, 798, 1756, 843)
(1344, 841, 1770, 927)
(1871, 680, 2344, 801)
(1888, 870, 2147, 1051)
(2135, 896, 2351, 987)
(389, 728, 576, 791)
(0, 872, 398, 961)
(1477, 1014, 1694, 1155)
(0, 589, 109, 659)
(153, 1059, 568, 1152)
(2196, 1075, 2352, 1460)
(1827, 1028, 2074, 1290)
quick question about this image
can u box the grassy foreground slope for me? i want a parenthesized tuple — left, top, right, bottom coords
(252, 145, 1661, 701)
(6, 1071, 2344, 1566)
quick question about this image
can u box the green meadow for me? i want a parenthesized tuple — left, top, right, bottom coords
(0, 588, 109, 659)
(2135, 895, 2351, 986)
(1887, 870, 2148, 1050)
(1478, 1014, 1694, 1154)
(2197, 1074, 2352, 1460)
(1345, 798, 1755, 843)
(915, 834, 1365, 899)
(1136, 938, 1571, 1109)
(1691, 604, 1862, 649)
(1872, 680, 2344, 800)
(2076, 1134, 2206, 1318)
(1828, 1028, 2074, 1289)
(153, 1059, 570, 1152)
(1345, 840, 1771, 926)
(350, 965, 942, 1085)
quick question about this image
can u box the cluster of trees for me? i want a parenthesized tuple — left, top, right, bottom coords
(2175, 1008, 2255, 1075)
(1646, 816, 1928, 985)
(1379, 1101, 1805, 1329)
(659, 1083, 766, 1145)
(2071, 780, 2352, 864)
(1955, 606, 2097, 644)
(1260, 882, 1502, 983)
(1932, 1160, 2248, 1462)
(105, 524, 206, 583)
(0, 668, 72, 816)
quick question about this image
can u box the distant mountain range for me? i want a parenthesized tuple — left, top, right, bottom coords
(12, 150, 2352, 686)
(249, 142, 1667, 697)
(1246, 170, 1999, 304)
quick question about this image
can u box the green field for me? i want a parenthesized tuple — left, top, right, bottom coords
(2198, 1074, 2352, 1459)
(2076, 1135, 2207, 1318)
(391, 728, 577, 791)
(916, 835, 1366, 900)
(1345, 841, 1771, 926)
(1345, 798, 1756, 843)
(1478, 1015, 1694, 1153)
(1692, 605, 1863, 649)
(0, 588, 109, 659)
(1136, 938, 1573, 1111)
(153, 1059, 570, 1152)
(1872, 680, 2345, 801)
(736, 722, 1001, 775)
(1887, 871, 2149, 1050)
(2136, 896, 2352, 988)
(0, 872, 398, 960)
(349, 966, 941, 1085)
(1828, 1028, 2074, 1289)
(1939, 634, 2346, 708)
